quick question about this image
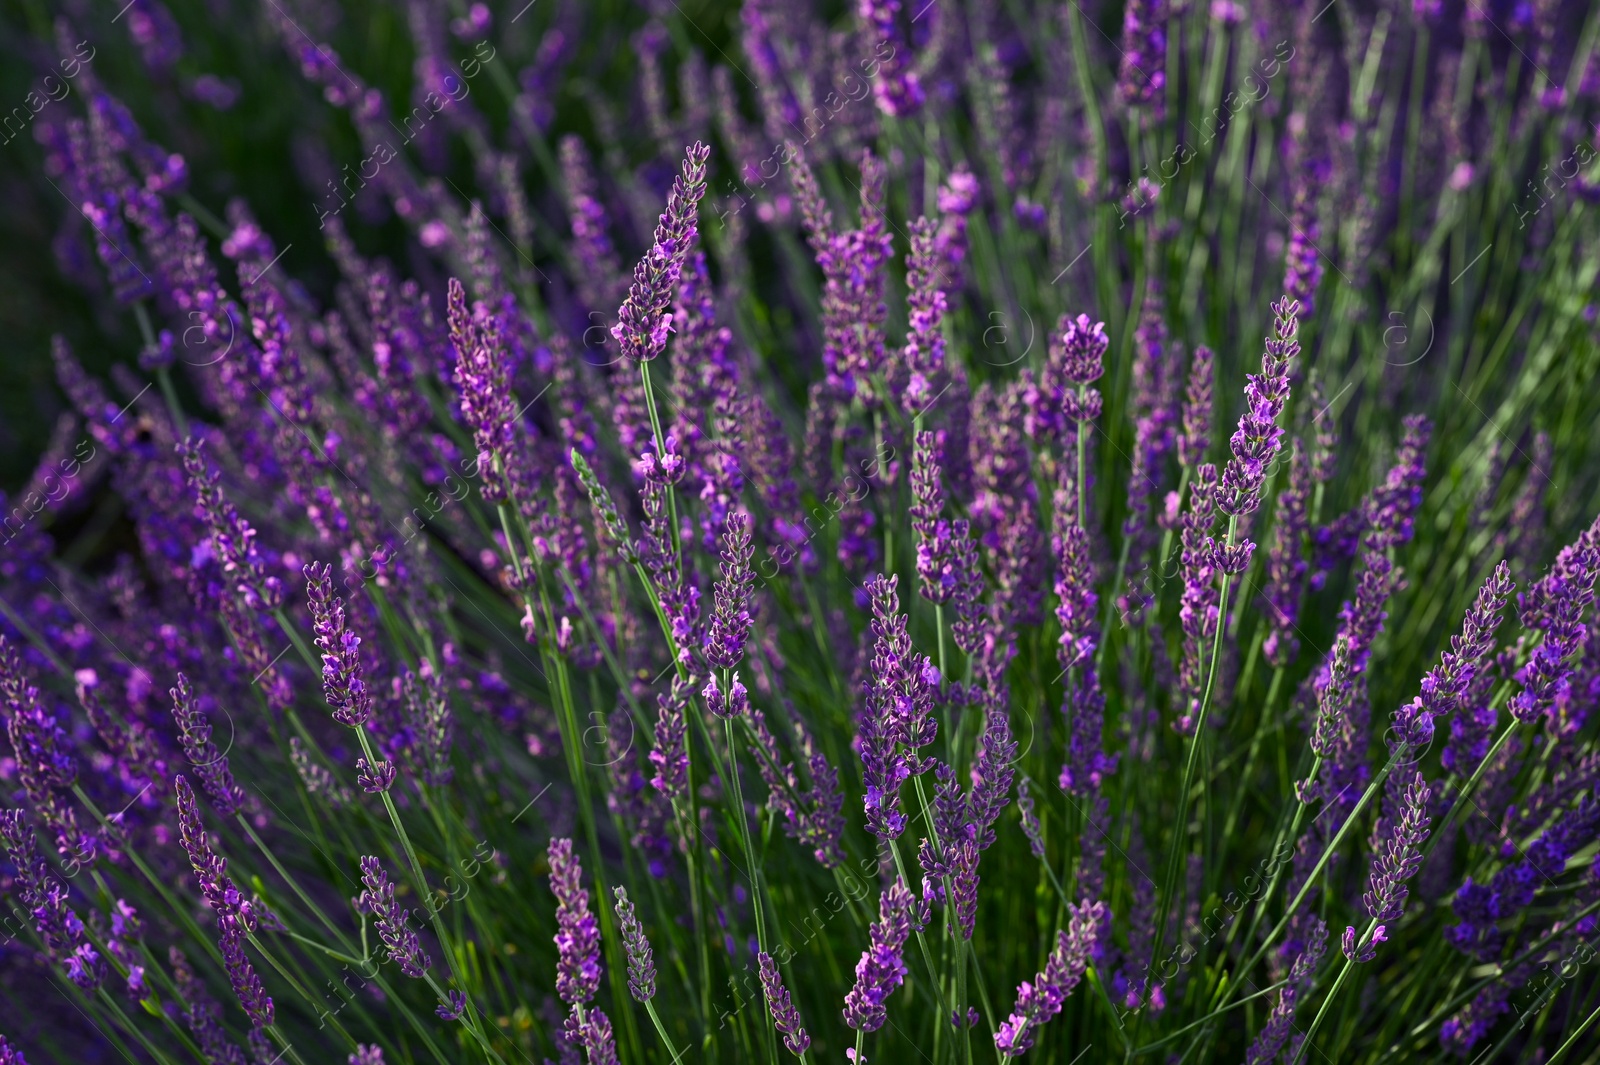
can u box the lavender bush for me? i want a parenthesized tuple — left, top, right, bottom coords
(3, 0, 1600, 1063)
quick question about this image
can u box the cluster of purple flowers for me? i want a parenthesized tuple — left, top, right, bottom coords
(5, 1, 1600, 1063)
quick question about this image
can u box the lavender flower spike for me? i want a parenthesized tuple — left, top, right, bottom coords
(1358, 773, 1432, 935)
(843, 879, 917, 1032)
(0, 1035, 28, 1064)
(759, 951, 811, 1055)
(995, 898, 1105, 1056)
(1244, 919, 1327, 1064)
(613, 887, 656, 1002)
(704, 510, 756, 669)
(648, 675, 692, 800)
(358, 856, 431, 978)
(170, 673, 247, 816)
(304, 561, 374, 727)
(900, 216, 948, 414)
(178, 437, 282, 610)
(549, 838, 602, 1006)
(173, 776, 273, 1026)
(1177, 345, 1214, 469)
(1508, 515, 1600, 724)
(446, 277, 515, 502)
(1117, 0, 1168, 116)
(1217, 298, 1300, 522)
(858, 0, 924, 117)
(612, 142, 711, 362)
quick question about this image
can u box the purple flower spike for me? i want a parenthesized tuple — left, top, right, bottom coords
(1341, 922, 1387, 963)
(911, 431, 953, 603)
(1218, 298, 1300, 518)
(356, 758, 397, 793)
(446, 276, 516, 503)
(305, 561, 375, 728)
(858, 0, 923, 117)
(173, 776, 273, 1026)
(1508, 515, 1600, 724)
(995, 898, 1105, 1055)
(435, 990, 467, 1020)
(1017, 778, 1046, 858)
(613, 887, 656, 1002)
(900, 218, 949, 414)
(548, 838, 602, 1006)
(613, 143, 711, 362)
(1177, 345, 1214, 469)
(704, 511, 756, 669)
(758, 951, 810, 1055)
(170, 674, 246, 817)
(1117, 0, 1168, 116)
(649, 675, 692, 800)
(703, 673, 748, 719)
(348, 1046, 385, 1065)
(1361, 773, 1432, 931)
(1244, 919, 1326, 1064)
(0, 1035, 28, 1065)
(843, 879, 917, 1032)
(0, 810, 102, 991)
(359, 856, 431, 979)
(1262, 443, 1313, 668)
(178, 437, 282, 610)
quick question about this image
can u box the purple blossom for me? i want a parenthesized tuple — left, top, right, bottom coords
(1177, 345, 1214, 469)
(178, 437, 282, 610)
(356, 757, 397, 793)
(0, 1035, 28, 1064)
(1116, 0, 1168, 115)
(613, 887, 656, 1002)
(703, 511, 756, 669)
(758, 951, 810, 1055)
(436, 990, 467, 1021)
(1054, 464, 1098, 672)
(612, 143, 711, 362)
(995, 898, 1105, 1055)
(858, 0, 923, 116)
(900, 216, 949, 414)
(1, 637, 94, 865)
(1218, 298, 1300, 519)
(0, 809, 102, 990)
(860, 575, 938, 839)
(305, 561, 375, 727)
(1261, 443, 1312, 668)
(911, 430, 953, 603)
(1176, 463, 1222, 732)
(174, 776, 272, 1026)
(1361, 772, 1433, 928)
(170, 673, 246, 816)
(549, 837, 602, 1006)
(446, 276, 516, 503)
(639, 472, 702, 666)
(566, 1008, 621, 1065)
(1017, 778, 1045, 858)
(359, 855, 430, 978)
(792, 147, 895, 400)
(348, 1046, 385, 1065)
(1420, 560, 1515, 743)
(702, 672, 748, 720)
(843, 879, 917, 1032)
(648, 675, 692, 801)
(1508, 516, 1600, 724)
(1245, 919, 1327, 1064)
(1283, 163, 1326, 315)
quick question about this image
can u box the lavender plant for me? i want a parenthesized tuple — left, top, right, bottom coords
(3, 0, 1600, 1063)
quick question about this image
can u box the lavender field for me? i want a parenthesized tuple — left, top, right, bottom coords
(2, 0, 1600, 1062)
